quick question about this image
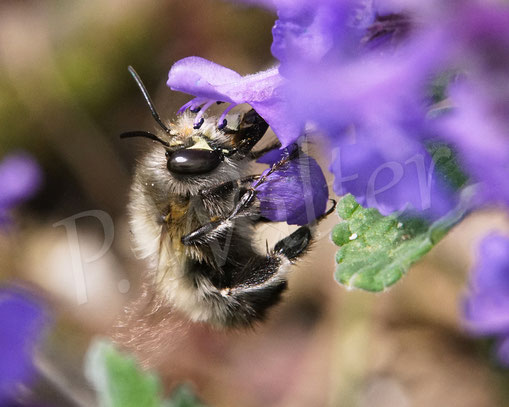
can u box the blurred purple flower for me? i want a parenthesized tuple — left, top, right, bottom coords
(255, 145, 329, 225)
(240, 0, 457, 218)
(0, 286, 49, 404)
(0, 153, 42, 228)
(270, 0, 364, 72)
(462, 234, 509, 366)
(436, 4, 509, 209)
(439, 82, 509, 209)
(330, 129, 455, 217)
(275, 1, 457, 217)
(234, 0, 373, 67)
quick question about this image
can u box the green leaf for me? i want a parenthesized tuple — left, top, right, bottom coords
(332, 193, 468, 292)
(426, 141, 469, 191)
(85, 339, 208, 407)
(85, 339, 163, 407)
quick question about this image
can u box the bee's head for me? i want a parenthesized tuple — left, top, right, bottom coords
(122, 112, 256, 197)
(121, 66, 268, 193)
(121, 112, 239, 176)
(162, 112, 238, 176)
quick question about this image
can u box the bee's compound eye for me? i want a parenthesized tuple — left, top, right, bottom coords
(167, 149, 222, 174)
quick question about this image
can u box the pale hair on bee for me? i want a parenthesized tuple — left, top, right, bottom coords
(119, 66, 333, 332)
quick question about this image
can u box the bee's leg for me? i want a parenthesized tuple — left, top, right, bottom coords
(198, 176, 258, 199)
(181, 188, 257, 246)
(273, 225, 313, 260)
(221, 226, 312, 326)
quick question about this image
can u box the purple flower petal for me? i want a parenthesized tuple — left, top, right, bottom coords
(462, 234, 509, 336)
(0, 286, 49, 404)
(330, 127, 456, 218)
(271, 3, 345, 68)
(271, 0, 374, 70)
(167, 57, 242, 103)
(167, 57, 301, 146)
(463, 292, 509, 336)
(439, 82, 509, 210)
(362, 13, 412, 52)
(0, 153, 42, 210)
(471, 234, 509, 292)
(255, 146, 329, 225)
(432, 4, 509, 209)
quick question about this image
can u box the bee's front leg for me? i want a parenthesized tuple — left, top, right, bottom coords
(181, 188, 258, 246)
(198, 176, 258, 199)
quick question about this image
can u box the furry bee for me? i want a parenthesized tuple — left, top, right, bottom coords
(122, 67, 331, 327)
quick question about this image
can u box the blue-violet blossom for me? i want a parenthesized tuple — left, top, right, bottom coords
(255, 145, 328, 225)
(272, 0, 459, 218)
(0, 153, 42, 228)
(462, 234, 509, 366)
(0, 286, 50, 404)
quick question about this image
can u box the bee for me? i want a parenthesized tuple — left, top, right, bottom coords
(122, 67, 332, 327)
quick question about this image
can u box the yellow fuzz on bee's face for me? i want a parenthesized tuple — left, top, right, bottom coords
(188, 138, 213, 151)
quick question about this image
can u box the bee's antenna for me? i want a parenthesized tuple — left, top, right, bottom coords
(120, 131, 170, 147)
(128, 66, 171, 134)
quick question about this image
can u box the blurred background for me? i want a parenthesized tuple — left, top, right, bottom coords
(1, 1, 509, 406)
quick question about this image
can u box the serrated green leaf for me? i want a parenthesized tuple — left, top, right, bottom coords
(85, 339, 163, 407)
(332, 194, 468, 292)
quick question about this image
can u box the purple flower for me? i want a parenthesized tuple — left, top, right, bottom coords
(276, 4, 456, 217)
(255, 145, 329, 225)
(0, 286, 50, 403)
(0, 153, 42, 228)
(165, 1, 373, 147)
(240, 0, 457, 217)
(462, 234, 509, 366)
